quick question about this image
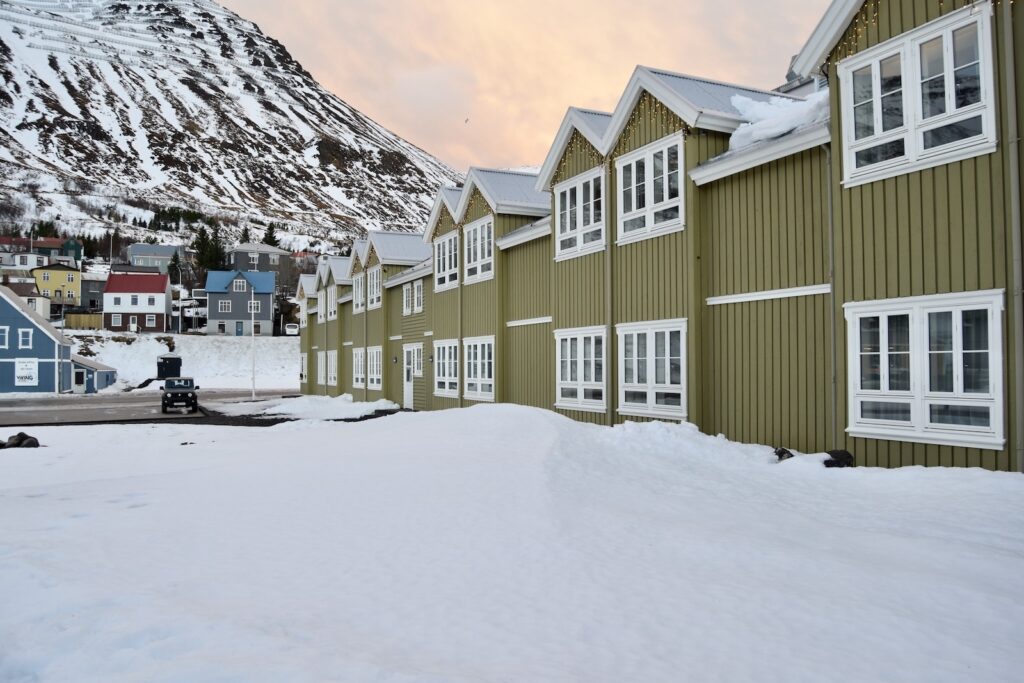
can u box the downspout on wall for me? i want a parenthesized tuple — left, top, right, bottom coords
(822, 142, 838, 449)
(604, 156, 614, 426)
(1001, 0, 1023, 473)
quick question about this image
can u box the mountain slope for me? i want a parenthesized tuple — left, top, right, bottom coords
(0, 0, 461, 245)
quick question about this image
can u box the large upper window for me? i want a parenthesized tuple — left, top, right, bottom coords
(402, 283, 413, 316)
(554, 326, 605, 413)
(839, 5, 996, 186)
(353, 273, 365, 314)
(353, 348, 366, 388)
(367, 266, 382, 309)
(463, 336, 495, 401)
(326, 350, 337, 386)
(844, 289, 1004, 449)
(368, 346, 383, 389)
(300, 352, 308, 383)
(615, 134, 683, 244)
(464, 218, 494, 284)
(434, 232, 459, 292)
(555, 168, 605, 259)
(414, 279, 424, 313)
(327, 286, 337, 320)
(316, 350, 326, 385)
(616, 319, 687, 420)
(434, 339, 459, 398)
(316, 291, 325, 322)
(233, 279, 247, 293)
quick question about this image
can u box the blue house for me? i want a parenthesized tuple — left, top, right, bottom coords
(205, 270, 276, 336)
(0, 284, 72, 393)
(71, 354, 118, 394)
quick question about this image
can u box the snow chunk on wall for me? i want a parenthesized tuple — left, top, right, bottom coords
(729, 89, 830, 151)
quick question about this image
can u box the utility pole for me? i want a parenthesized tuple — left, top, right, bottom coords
(250, 282, 256, 400)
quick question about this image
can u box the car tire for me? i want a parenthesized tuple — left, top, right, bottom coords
(189, 404, 198, 414)
(161, 405, 168, 414)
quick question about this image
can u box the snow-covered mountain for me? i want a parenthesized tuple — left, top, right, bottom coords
(0, 0, 461, 248)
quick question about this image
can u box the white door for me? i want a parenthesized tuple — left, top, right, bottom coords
(402, 346, 415, 410)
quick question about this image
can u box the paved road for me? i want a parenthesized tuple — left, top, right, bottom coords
(0, 389, 294, 426)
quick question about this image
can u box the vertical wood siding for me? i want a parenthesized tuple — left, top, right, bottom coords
(504, 323, 554, 409)
(505, 237, 552, 321)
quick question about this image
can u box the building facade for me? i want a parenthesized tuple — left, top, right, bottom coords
(0, 285, 72, 393)
(31, 263, 82, 314)
(102, 273, 172, 333)
(300, 0, 1023, 472)
(228, 243, 295, 294)
(205, 270, 276, 336)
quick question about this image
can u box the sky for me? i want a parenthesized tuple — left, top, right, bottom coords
(220, 0, 832, 172)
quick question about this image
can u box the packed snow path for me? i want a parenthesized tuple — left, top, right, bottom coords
(1, 405, 1022, 681)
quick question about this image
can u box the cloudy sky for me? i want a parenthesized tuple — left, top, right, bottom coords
(220, 0, 831, 172)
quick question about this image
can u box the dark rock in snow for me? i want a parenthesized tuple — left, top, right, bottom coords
(774, 447, 794, 462)
(824, 450, 855, 468)
(5, 432, 40, 448)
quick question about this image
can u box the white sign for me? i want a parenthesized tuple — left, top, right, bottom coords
(15, 358, 38, 387)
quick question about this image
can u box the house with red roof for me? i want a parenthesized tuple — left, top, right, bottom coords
(103, 272, 171, 333)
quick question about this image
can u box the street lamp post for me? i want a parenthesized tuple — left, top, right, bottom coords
(172, 263, 183, 334)
(250, 284, 256, 400)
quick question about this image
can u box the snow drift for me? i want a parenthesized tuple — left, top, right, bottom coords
(730, 89, 830, 150)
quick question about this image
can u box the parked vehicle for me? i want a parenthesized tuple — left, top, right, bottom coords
(284, 323, 299, 336)
(161, 377, 200, 414)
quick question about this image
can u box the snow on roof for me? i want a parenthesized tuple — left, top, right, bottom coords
(297, 273, 317, 298)
(72, 354, 116, 373)
(81, 272, 108, 281)
(204, 270, 276, 294)
(230, 242, 290, 255)
(104, 273, 170, 294)
(0, 285, 70, 346)
(729, 89, 830, 151)
(368, 231, 432, 265)
(326, 256, 352, 284)
(645, 67, 787, 120)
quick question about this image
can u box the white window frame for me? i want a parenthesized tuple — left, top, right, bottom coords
(270, 254, 280, 266)
(614, 133, 684, 245)
(353, 273, 366, 314)
(838, 4, 997, 187)
(352, 347, 366, 388)
(219, 300, 231, 314)
(300, 352, 308, 382)
(130, 295, 138, 306)
(844, 289, 1004, 449)
(327, 286, 337, 320)
(147, 296, 155, 306)
(412, 343, 424, 377)
(145, 314, 156, 328)
(463, 217, 494, 284)
(316, 350, 326, 385)
(66, 273, 74, 283)
(327, 350, 338, 386)
(554, 167, 606, 260)
(402, 283, 412, 316)
(433, 232, 459, 292)
(233, 279, 247, 293)
(463, 335, 495, 401)
(367, 346, 383, 390)
(42, 272, 49, 281)
(554, 326, 607, 413)
(111, 314, 122, 327)
(413, 279, 424, 313)
(248, 300, 261, 314)
(249, 253, 259, 266)
(0, 326, 7, 349)
(316, 290, 326, 323)
(616, 318, 688, 420)
(433, 339, 459, 398)
(367, 266, 382, 310)
(300, 299, 307, 328)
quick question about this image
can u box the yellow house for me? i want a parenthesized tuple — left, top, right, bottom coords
(31, 263, 82, 311)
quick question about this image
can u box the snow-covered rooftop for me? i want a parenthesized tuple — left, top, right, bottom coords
(369, 231, 432, 265)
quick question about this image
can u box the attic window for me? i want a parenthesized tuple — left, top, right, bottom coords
(233, 279, 247, 293)
(615, 133, 683, 245)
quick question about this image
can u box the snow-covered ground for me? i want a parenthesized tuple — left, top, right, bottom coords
(207, 394, 397, 420)
(69, 330, 299, 391)
(1, 405, 1022, 681)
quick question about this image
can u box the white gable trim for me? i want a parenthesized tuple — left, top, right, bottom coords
(422, 188, 463, 244)
(791, 0, 866, 78)
(535, 107, 611, 192)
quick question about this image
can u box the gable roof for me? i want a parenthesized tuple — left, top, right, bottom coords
(127, 244, 185, 258)
(423, 187, 464, 243)
(536, 65, 797, 191)
(5, 281, 40, 297)
(229, 242, 290, 255)
(0, 285, 70, 345)
(346, 240, 371, 278)
(31, 263, 77, 273)
(204, 270, 276, 294)
(297, 273, 317, 299)
(455, 168, 550, 223)
(104, 273, 170, 294)
(327, 256, 352, 285)
(536, 107, 612, 194)
(791, 0, 864, 78)
(72, 354, 116, 373)
(368, 231, 432, 265)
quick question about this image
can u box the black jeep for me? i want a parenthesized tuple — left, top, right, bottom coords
(161, 377, 200, 414)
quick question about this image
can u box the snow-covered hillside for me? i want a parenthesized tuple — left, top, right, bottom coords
(1, 406, 1022, 681)
(0, 0, 461, 246)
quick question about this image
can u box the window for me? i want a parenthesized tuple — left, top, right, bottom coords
(615, 134, 683, 243)
(148, 296, 155, 306)
(839, 5, 996, 186)
(233, 279, 247, 293)
(111, 314, 122, 327)
(413, 344, 423, 377)
(433, 232, 459, 291)
(300, 352, 308, 382)
(464, 218, 494, 283)
(403, 283, 413, 316)
(254, 322, 261, 335)
(844, 289, 1004, 449)
(353, 273, 365, 314)
(217, 322, 226, 334)
(327, 287, 337, 320)
(317, 351, 326, 385)
(367, 346, 383, 390)
(270, 254, 280, 266)
(414, 279, 424, 313)
(113, 296, 121, 306)
(131, 295, 139, 306)
(145, 314, 156, 328)
(66, 291, 74, 301)
(433, 340, 459, 397)
(219, 300, 231, 313)
(554, 326, 606, 412)
(555, 168, 605, 259)
(327, 350, 338, 385)
(18, 329, 32, 349)
(300, 299, 307, 328)
(249, 253, 259, 265)
(18, 255, 26, 265)
(0, 326, 8, 348)
(43, 289, 50, 298)
(317, 290, 326, 323)
(367, 266, 382, 309)
(463, 336, 495, 401)
(248, 300, 261, 314)
(42, 272, 49, 281)
(616, 319, 687, 419)
(66, 273, 74, 283)
(353, 348, 366, 388)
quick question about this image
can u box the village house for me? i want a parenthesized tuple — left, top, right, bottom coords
(205, 270, 276, 336)
(102, 272, 172, 333)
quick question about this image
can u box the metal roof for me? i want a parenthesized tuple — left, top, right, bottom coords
(204, 270, 276, 294)
(0, 285, 70, 345)
(368, 231, 432, 265)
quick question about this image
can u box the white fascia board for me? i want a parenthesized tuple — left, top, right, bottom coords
(422, 190, 461, 244)
(791, 0, 862, 78)
(338, 294, 353, 304)
(535, 107, 609, 192)
(383, 261, 431, 289)
(453, 169, 496, 223)
(494, 201, 550, 217)
(690, 123, 832, 186)
(496, 222, 552, 251)
(706, 283, 832, 306)
(506, 316, 553, 328)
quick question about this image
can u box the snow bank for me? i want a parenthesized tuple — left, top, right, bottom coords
(730, 89, 830, 150)
(208, 394, 397, 420)
(1, 406, 1022, 681)
(69, 331, 298, 390)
